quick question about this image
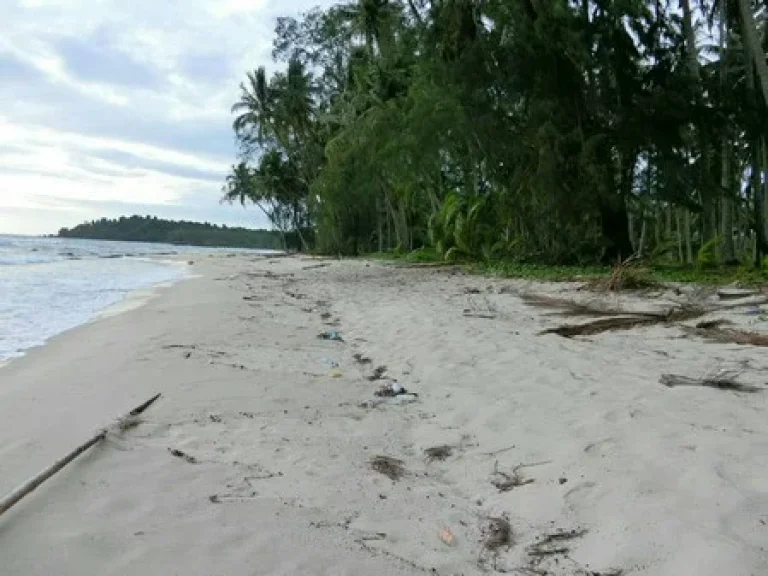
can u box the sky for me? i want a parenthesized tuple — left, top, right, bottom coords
(0, 0, 330, 235)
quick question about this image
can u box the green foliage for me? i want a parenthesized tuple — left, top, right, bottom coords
(58, 216, 283, 250)
(223, 0, 768, 267)
(479, 261, 609, 282)
(696, 235, 722, 270)
(477, 260, 767, 286)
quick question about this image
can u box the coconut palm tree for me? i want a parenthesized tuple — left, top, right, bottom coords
(736, 0, 768, 108)
(231, 67, 274, 151)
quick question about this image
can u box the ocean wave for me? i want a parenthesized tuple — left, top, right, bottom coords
(0, 252, 187, 362)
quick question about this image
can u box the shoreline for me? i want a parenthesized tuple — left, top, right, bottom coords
(1, 254, 767, 575)
(0, 255, 193, 369)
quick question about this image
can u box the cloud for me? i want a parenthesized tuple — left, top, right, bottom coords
(178, 52, 235, 84)
(83, 149, 224, 183)
(0, 52, 39, 81)
(0, 0, 333, 236)
(55, 29, 161, 88)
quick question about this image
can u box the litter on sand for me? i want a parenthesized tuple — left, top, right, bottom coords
(374, 379, 415, 397)
(317, 330, 344, 341)
(361, 380, 419, 407)
(361, 393, 419, 408)
(439, 527, 457, 547)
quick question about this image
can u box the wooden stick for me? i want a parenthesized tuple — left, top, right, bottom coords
(0, 393, 161, 517)
(129, 393, 162, 416)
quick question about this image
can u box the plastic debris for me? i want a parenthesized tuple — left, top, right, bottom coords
(374, 379, 413, 397)
(321, 357, 339, 368)
(439, 527, 457, 547)
(318, 330, 343, 342)
(359, 379, 420, 408)
(328, 367, 343, 378)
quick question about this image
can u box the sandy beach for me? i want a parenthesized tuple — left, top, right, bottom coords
(1, 254, 767, 575)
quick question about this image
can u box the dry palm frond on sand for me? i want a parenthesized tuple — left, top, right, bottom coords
(523, 292, 705, 338)
(491, 461, 534, 491)
(370, 455, 405, 481)
(685, 322, 768, 348)
(424, 445, 453, 462)
(482, 516, 513, 551)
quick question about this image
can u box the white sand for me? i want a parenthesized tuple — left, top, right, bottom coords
(1, 255, 767, 575)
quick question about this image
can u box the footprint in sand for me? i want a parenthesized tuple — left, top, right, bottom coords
(583, 437, 616, 456)
(563, 481, 597, 512)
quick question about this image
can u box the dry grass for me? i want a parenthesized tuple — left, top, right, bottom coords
(370, 455, 406, 481)
(587, 260, 660, 292)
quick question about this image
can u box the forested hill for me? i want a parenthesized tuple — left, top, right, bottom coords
(58, 216, 283, 249)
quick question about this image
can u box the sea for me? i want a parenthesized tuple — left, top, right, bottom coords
(0, 235, 254, 364)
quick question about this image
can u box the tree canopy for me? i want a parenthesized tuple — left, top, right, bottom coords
(225, 0, 768, 267)
(58, 215, 283, 250)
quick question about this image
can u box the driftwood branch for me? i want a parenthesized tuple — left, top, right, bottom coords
(302, 263, 331, 271)
(660, 374, 762, 393)
(0, 393, 161, 517)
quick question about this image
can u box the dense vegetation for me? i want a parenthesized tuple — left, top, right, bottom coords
(58, 216, 284, 249)
(223, 0, 768, 270)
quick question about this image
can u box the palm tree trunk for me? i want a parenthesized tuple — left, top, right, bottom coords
(737, 0, 768, 110)
(680, 0, 700, 82)
(721, 194, 735, 262)
(684, 209, 693, 264)
(654, 205, 662, 250)
(720, 0, 735, 263)
(721, 140, 735, 262)
(752, 138, 763, 265)
(745, 43, 768, 262)
(763, 137, 768, 250)
(676, 210, 684, 263)
(376, 195, 383, 253)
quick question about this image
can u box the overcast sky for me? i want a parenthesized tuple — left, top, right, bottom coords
(0, 0, 330, 235)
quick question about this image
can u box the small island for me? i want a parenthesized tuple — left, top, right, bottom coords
(58, 215, 283, 250)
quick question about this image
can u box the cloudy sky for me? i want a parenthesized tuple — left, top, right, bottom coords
(0, 0, 330, 235)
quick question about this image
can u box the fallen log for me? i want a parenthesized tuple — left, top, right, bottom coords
(717, 288, 759, 300)
(0, 393, 161, 517)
